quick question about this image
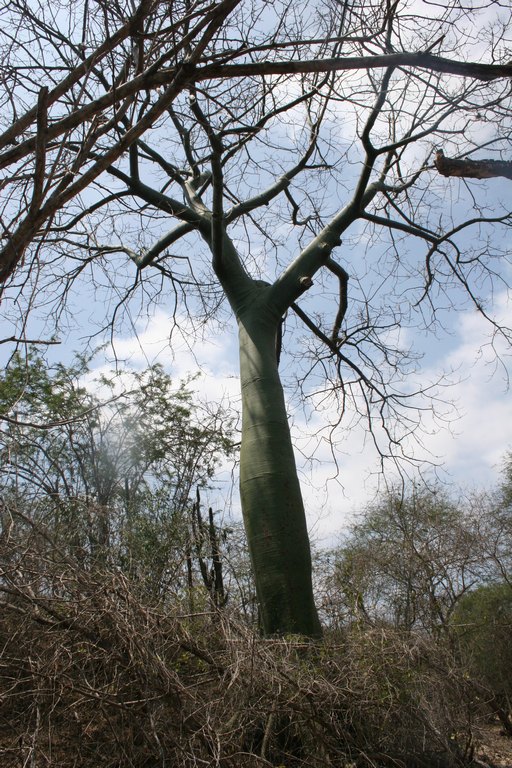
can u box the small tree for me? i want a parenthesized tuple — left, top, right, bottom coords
(470, 455, 512, 592)
(330, 486, 485, 634)
(0, 349, 234, 601)
(452, 582, 512, 734)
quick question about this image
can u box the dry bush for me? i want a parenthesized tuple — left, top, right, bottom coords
(0, 517, 487, 768)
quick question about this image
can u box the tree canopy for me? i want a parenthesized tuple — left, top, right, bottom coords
(0, 350, 236, 599)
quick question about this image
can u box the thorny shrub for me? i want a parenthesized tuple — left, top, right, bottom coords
(0, 514, 495, 768)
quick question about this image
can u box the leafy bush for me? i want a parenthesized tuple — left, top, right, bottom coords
(452, 582, 512, 731)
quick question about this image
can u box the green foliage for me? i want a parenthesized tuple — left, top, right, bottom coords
(0, 348, 91, 421)
(452, 582, 512, 706)
(501, 452, 512, 509)
(0, 348, 236, 601)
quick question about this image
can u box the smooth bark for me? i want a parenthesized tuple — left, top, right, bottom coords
(209, 204, 362, 636)
(236, 282, 322, 636)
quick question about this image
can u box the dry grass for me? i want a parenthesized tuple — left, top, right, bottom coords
(0, 523, 509, 767)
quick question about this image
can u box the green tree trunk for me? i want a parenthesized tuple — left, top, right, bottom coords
(236, 284, 322, 637)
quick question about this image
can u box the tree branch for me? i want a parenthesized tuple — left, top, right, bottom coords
(187, 89, 225, 273)
(0, 0, 155, 153)
(270, 182, 383, 313)
(29, 86, 49, 216)
(226, 122, 320, 223)
(325, 257, 349, 344)
(196, 52, 512, 83)
(434, 150, 512, 181)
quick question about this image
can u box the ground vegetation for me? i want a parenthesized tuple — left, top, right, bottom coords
(1, 0, 511, 636)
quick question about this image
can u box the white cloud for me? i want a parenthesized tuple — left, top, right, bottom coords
(89, 309, 241, 405)
(420, 296, 511, 488)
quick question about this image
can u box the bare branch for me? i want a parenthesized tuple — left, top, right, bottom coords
(325, 257, 349, 344)
(197, 52, 512, 84)
(435, 150, 512, 181)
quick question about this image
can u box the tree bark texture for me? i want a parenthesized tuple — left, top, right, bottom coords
(236, 283, 322, 637)
(434, 151, 512, 180)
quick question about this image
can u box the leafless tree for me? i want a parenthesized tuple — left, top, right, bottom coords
(325, 485, 488, 634)
(1, 0, 511, 635)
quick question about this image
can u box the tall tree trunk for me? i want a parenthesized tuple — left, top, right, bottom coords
(236, 285, 322, 637)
